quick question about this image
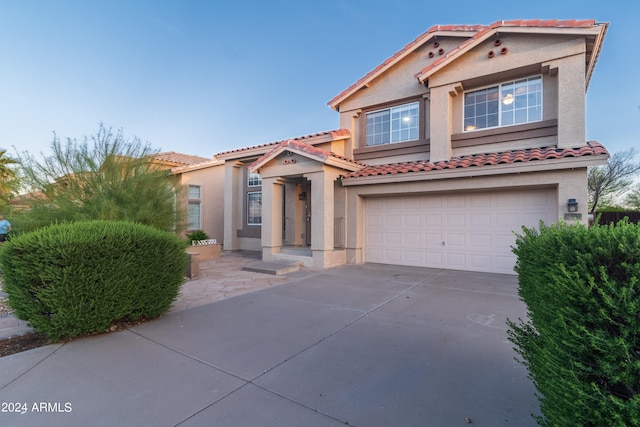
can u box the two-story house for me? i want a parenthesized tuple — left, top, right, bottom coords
(173, 19, 610, 275)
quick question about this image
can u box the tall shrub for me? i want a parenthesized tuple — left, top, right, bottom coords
(508, 221, 640, 426)
(0, 220, 188, 341)
(14, 123, 183, 234)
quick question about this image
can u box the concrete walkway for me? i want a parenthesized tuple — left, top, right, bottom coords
(0, 253, 540, 426)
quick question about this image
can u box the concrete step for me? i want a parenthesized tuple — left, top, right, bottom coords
(242, 261, 302, 276)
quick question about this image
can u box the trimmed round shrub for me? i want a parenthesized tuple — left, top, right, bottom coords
(508, 220, 640, 426)
(0, 220, 188, 341)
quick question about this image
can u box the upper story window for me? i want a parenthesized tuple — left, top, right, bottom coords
(464, 76, 542, 131)
(248, 170, 261, 187)
(366, 101, 419, 146)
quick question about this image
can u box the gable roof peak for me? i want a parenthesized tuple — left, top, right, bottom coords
(330, 19, 607, 109)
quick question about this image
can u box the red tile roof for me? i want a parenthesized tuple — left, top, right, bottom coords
(344, 141, 608, 179)
(151, 152, 211, 166)
(251, 138, 365, 170)
(216, 129, 350, 157)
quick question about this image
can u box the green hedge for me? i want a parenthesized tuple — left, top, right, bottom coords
(0, 220, 188, 341)
(508, 221, 640, 426)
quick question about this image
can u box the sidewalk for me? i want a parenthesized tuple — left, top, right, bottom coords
(0, 251, 295, 345)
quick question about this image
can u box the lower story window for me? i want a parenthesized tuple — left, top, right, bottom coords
(247, 192, 262, 225)
(188, 201, 201, 230)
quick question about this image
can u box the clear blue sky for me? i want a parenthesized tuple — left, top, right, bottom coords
(1, 0, 637, 159)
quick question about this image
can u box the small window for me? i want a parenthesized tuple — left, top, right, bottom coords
(366, 101, 419, 146)
(464, 76, 542, 131)
(187, 185, 201, 230)
(188, 185, 201, 199)
(247, 192, 262, 225)
(248, 170, 261, 187)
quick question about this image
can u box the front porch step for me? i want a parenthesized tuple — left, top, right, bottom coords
(242, 261, 302, 276)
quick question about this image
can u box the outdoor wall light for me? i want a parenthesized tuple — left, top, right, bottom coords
(567, 198, 578, 212)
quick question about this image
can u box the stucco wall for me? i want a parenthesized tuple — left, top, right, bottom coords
(178, 164, 225, 244)
(336, 33, 588, 165)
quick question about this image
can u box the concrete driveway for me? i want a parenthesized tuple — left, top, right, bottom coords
(0, 262, 540, 426)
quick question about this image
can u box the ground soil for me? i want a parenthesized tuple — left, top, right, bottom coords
(0, 333, 50, 357)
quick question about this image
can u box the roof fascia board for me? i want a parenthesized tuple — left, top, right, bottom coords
(170, 159, 225, 174)
(342, 156, 608, 186)
(586, 22, 608, 90)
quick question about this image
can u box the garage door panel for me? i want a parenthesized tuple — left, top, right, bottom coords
(471, 213, 492, 227)
(425, 197, 444, 208)
(446, 253, 466, 268)
(365, 189, 557, 274)
(447, 214, 466, 227)
(404, 250, 422, 264)
(405, 214, 421, 227)
(524, 191, 551, 206)
(495, 192, 520, 207)
(386, 214, 402, 226)
(446, 195, 466, 208)
(469, 194, 492, 207)
(425, 252, 444, 266)
(496, 212, 520, 227)
(425, 233, 443, 247)
(447, 233, 466, 247)
(470, 233, 492, 248)
(469, 254, 492, 270)
(386, 232, 402, 245)
(425, 214, 443, 226)
(386, 249, 402, 263)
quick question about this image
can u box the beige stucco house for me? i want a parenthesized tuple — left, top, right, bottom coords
(173, 19, 610, 275)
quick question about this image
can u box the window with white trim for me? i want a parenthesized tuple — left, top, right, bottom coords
(248, 170, 261, 187)
(187, 185, 201, 230)
(464, 76, 542, 131)
(366, 101, 419, 146)
(247, 192, 262, 225)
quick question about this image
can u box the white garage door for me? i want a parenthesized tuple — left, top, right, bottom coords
(365, 189, 557, 274)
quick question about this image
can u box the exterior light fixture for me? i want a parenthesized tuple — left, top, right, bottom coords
(567, 198, 578, 212)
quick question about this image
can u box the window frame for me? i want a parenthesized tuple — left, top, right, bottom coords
(247, 169, 261, 187)
(365, 100, 420, 147)
(246, 191, 262, 226)
(187, 184, 202, 230)
(463, 75, 542, 132)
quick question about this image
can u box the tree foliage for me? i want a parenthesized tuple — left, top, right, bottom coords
(624, 183, 640, 211)
(509, 221, 640, 426)
(14, 123, 183, 233)
(588, 149, 640, 213)
(0, 148, 19, 209)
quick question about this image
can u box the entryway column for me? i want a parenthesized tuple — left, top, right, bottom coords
(307, 171, 333, 252)
(261, 177, 284, 261)
(306, 170, 344, 268)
